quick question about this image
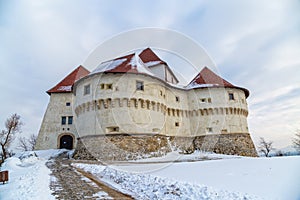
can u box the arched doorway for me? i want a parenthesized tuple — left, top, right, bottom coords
(59, 135, 73, 150)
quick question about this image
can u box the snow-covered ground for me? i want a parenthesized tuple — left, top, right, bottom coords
(1, 149, 300, 200)
(0, 149, 66, 200)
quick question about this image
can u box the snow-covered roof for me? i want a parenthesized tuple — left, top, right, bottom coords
(62, 49, 249, 98)
(91, 53, 154, 76)
(47, 65, 90, 95)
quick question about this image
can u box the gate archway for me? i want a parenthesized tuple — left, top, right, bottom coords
(58, 134, 74, 150)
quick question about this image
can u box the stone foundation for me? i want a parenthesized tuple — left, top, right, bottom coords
(73, 133, 257, 161)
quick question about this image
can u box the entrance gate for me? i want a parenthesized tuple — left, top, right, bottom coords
(59, 135, 73, 150)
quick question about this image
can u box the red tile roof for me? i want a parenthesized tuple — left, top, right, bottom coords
(105, 54, 138, 73)
(188, 67, 249, 97)
(139, 48, 166, 66)
(189, 67, 234, 87)
(47, 65, 90, 95)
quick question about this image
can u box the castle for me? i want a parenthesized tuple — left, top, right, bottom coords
(35, 48, 257, 159)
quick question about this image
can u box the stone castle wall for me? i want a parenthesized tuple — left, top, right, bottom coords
(74, 73, 249, 138)
(35, 93, 78, 150)
(73, 133, 257, 161)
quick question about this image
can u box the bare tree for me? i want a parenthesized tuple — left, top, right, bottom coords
(0, 113, 23, 162)
(293, 130, 300, 152)
(258, 137, 274, 157)
(17, 134, 37, 151)
(18, 137, 30, 151)
(28, 134, 37, 150)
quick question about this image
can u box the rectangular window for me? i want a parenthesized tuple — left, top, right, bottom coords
(207, 98, 212, 103)
(100, 84, 105, 89)
(175, 96, 180, 102)
(84, 84, 90, 95)
(229, 93, 234, 100)
(61, 116, 66, 125)
(175, 122, 180, 127)
(106, 126, 119, 133)
(207, 127, 213, 133)
(68, 116, 73, 125)
(66, 102, 71, 106)
(107, 84, 113, 89)
(136, 81, 144, 91)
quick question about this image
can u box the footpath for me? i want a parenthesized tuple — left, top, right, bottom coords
(46, 153, 133, 200)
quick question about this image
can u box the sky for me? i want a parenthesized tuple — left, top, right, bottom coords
(0, 0, 300, 149)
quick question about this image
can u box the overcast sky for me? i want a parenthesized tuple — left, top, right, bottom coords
(1, 0, 300, 149)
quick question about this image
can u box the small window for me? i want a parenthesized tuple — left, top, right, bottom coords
(229, 93, 234, 100)
(84, 84, 90, 95)
(100, 84, 105, 89)
(221, 129, 228, 133)
(241, 99, 245, 103)
(175, 96, 180, 102)
(136, 81, 144, 91)
(107, 84, 113, 89)
(66, 102, 71, 106)
(160, 90, 163, 96)
(68, 116, 73, 125)
(207, 98, 212, 103)
(106, 126, 119, 133)
(175, 122, 180, 127)
(207, 127, 213, 133)
(61, 116, 66, 125)
(200, 98, 206, 103)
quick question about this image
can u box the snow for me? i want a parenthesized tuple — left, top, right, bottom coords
(1, 149, 299, 200)
(144, 60, 161, 67)
(74, 154, 300, 200)
(115, 155, 300, 200)
(186, 82, 220, 89)
(74, 163, 259, 200)
(151, 156, 300, 200)
(91, 58, 127, 74)
(57, 85, 72, 91)
(0, 150, 66, 200)
(128, 54, 155, 76)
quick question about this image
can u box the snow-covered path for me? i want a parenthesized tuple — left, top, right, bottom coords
(47, 151, 133, 199)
